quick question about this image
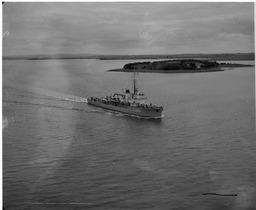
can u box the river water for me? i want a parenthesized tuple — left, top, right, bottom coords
(3, 59, 255, 210)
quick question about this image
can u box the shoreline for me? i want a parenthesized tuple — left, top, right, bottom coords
(3, 53, 255, 61)
(108, 64, 254, 73)
(218, 64, 254, 67)
(108, 68, 224, 73)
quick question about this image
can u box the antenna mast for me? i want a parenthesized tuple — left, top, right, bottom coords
(133, 65, 137, 95)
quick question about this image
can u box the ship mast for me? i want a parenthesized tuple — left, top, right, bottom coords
(133, 65, 137, 95)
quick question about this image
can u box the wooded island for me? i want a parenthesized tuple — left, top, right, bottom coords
(108, 59, 253, 73)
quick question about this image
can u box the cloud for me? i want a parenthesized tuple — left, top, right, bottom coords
(2, 2, 254, 55)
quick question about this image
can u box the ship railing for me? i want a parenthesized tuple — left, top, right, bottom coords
(137, 103, 163, 110)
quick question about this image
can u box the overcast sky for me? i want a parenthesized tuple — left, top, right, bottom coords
(2, 2, 254, 55)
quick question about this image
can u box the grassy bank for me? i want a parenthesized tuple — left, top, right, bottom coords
(108, 68, 224, 73)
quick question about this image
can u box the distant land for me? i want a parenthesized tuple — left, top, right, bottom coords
(3, 53, 255, 61)
(108, 59, 254, 73)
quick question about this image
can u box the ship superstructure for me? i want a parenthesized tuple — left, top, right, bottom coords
(88, 72, 163, 118)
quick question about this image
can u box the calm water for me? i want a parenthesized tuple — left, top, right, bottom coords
(3, 59, 255, 210)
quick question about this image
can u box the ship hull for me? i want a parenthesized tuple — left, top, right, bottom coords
(88, 98, 163, 118)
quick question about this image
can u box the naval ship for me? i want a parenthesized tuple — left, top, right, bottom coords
(87, 72, 163, 118)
